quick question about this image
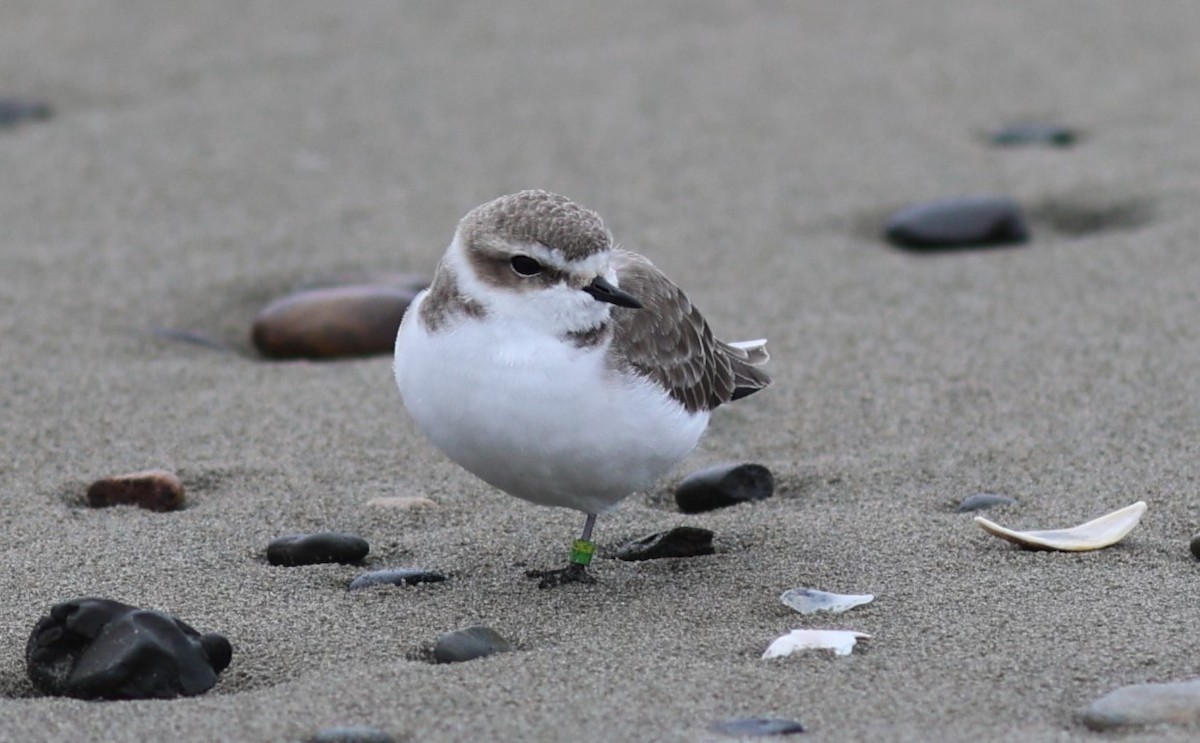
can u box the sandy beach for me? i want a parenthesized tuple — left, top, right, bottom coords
(3, 2, 1200, 741)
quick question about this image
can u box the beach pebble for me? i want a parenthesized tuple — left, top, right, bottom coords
(26, 597, 231, 700)
(251, 285, 418, 360)
(675, 463, 774, 514)
(348, 567, 447, 590)
(710, 717, 806, 737)
(0, 98, 53, 128)
(884, 196, 1030, 249)
(308, 726, 397, 743)
(614, 526, 715, 561)
(432, 625, 513, 664)
(1189, 534, 1200, 560)
(1081, 677, 1200, 730)
(957, 493, 1018, 512)
(86, 469, 185, 512)
(267, 533, 369, 566)
(989, 122, 1078, 147)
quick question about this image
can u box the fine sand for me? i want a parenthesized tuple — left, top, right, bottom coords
(3, 2, 1200, 741)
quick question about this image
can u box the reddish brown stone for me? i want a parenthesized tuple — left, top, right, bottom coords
(86, 470, 185, 512)
(251, 285, 419, 360)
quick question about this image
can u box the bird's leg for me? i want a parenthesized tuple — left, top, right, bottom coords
(526, 513, 598, 588)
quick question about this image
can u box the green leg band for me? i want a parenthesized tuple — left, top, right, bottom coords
(570, 539, 596, 566)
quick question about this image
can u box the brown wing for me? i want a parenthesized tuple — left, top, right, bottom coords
(607, 250, 771, 414)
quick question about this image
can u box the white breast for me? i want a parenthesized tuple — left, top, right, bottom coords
(394, 292, 708, 514)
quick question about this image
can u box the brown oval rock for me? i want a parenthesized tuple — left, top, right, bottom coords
(86, 470, 185, 512)
(251, 285, 418, 360)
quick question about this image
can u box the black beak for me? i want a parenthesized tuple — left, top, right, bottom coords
(582, 276, 642, 309)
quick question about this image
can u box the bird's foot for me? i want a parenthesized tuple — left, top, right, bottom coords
(525, 562, 596, 589)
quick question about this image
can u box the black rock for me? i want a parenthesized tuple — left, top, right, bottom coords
(308, 726, 397, 743)
(614, 526, 715, 561)
(675, 463, 774, 514)
(1189, 533, 1200, 561)
(957, 493, 1018, 512)
(989, 123, 1078, 147)
(267, 532, 369, 566)
(710, 717, 806, 737)
(0, 98, 53, 129)
(433, 626, 513, 664)
(884, 196, 1030, 250)
(26, 597, 231, 700)
(348, 568, 447, 590)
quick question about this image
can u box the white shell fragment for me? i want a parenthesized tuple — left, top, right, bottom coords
(780, 588, 874, 615)
(762, 629, 870, 659)
(973, 501, 1147, 552)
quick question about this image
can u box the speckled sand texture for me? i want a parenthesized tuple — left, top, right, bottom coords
(3, 2, 1200, 741)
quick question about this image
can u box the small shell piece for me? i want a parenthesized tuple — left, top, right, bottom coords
(780, 588, 874, 615)
(762, 629, 870, 659)
(973, 501, 1146, 552)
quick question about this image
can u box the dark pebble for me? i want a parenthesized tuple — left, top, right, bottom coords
(675, 463, 774, 514)
(615, 526, 715, 561)
(884, 196, 1030, 249)
(1082, 677, 1200, 730)
(86, 469, 185, 512)
(989, 123, 1079, 147)
(1189, 533, 1200, 560)
(348, 567, 447, 590)
(433, 625, 513, 664)
(957, 493, 1018, 512)
(0, 98, 53, 128)
(26, 597, 231, 700)
(710, 717, 806, 737)
(267, 532, 370, 566)
(251, 285, 418, 360)
(308, 726, 397, 743)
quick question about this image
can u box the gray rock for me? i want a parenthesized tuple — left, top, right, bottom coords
(348, 568, 447, 590)
(957, 493, 1018, 512)
(675, 463, 774, 514)
(267, 533, 369, 566)
(710, 717, 805, 736)
(308, 726, 396, 743)
(1081, 677, 1200, 730)
(884, 196, 1030, 250)
(433, 626, 513, 664)
(614, 526, 715, 561)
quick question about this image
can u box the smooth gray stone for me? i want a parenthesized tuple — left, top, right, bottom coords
(614, 526, 715, 561)
(267, 532, 369, 566)
(433, 625, 513, 664)
(308, 726, 396, 743)
(675, 463, 774, 514)
(1082, 677, 1200, 730)
(957, 493, 1018, 512)
(348, 568, 447, 590)
(989, 123, 1078, 147)
(710, 717, 806, 736)
(884, 196, 1030, 249)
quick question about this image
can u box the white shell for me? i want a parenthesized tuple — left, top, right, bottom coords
(762, 629, 870, 659)
(973, 501, 1147, 552)
(780, 588, 874, 614)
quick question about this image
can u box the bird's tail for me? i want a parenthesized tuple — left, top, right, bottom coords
(726, 338, 769, 366)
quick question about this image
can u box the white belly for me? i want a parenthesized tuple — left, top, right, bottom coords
(394, 294, 708, 514)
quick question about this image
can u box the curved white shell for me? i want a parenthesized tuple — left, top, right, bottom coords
(780, 588, 874, 614)
(762, 629, 870, 659)
(973, 501, 1146, 552)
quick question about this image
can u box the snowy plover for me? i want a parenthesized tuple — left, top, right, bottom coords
(394, 190, 770, 586)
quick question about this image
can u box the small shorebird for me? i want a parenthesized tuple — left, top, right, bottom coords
(394, 190, 770, 586)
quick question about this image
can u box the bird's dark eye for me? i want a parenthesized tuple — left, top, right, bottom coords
(510, 255, 543, 277)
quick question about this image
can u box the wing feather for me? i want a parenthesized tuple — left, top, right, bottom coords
(607, 250, 771, 414)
